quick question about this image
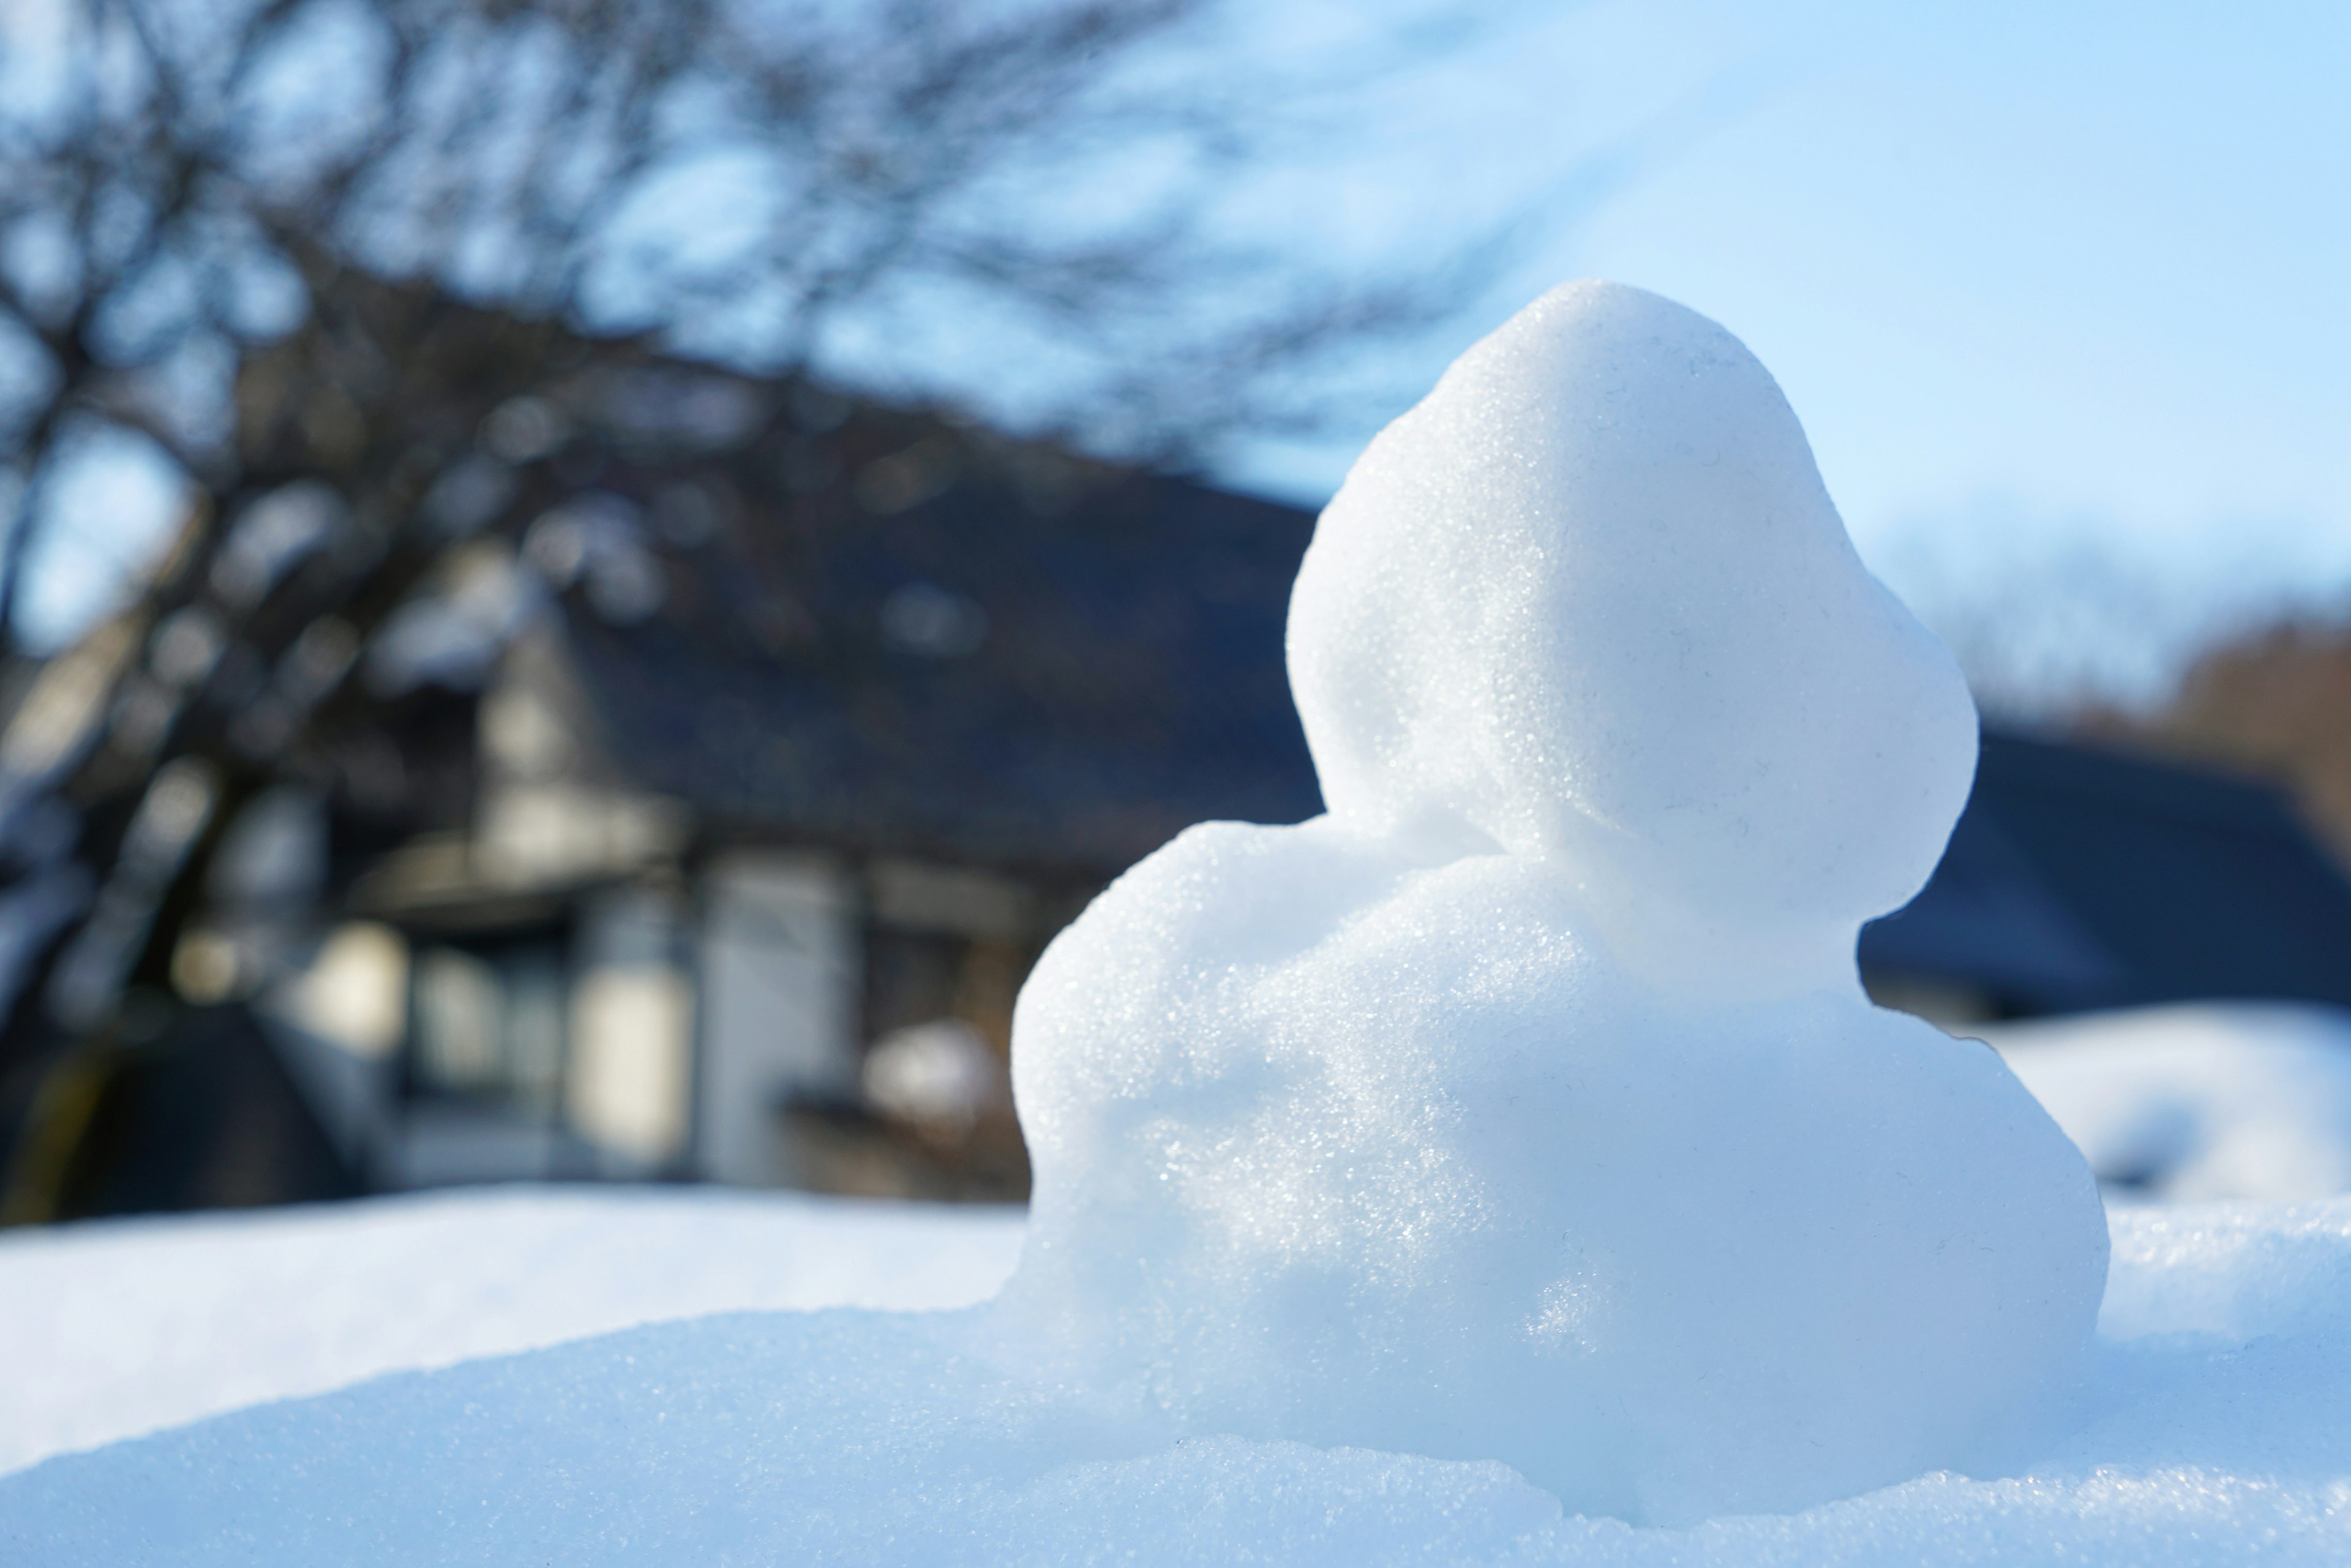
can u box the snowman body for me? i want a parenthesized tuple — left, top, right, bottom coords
(996, 282, 2107, 1525)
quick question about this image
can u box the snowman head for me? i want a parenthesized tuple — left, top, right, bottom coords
(1287, 282, 1975, 970)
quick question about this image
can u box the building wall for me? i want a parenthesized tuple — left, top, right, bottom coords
(569, 885, 696, 1175)
(694, 852, 860, 1187)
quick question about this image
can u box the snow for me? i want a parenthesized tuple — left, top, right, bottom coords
(0, 1193, 2345, 1564)
(0, 1185, 1022, 1477)
(1989, 1003, 2351, 1204)
(1000, 280, 2104, 1524)
(3, 282, 2336, 1559)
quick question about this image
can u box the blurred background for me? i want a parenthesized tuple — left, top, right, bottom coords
(2, 0, 2349, 1225)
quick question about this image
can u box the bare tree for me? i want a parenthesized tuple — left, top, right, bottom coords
(0, 0, 1506, 1215)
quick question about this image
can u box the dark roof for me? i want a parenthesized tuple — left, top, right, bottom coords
(563, 446, 1323, 877)
(1861, 732, 2351, 1013)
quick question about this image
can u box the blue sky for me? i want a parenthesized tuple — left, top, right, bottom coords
(1220, 0, 2351, 707)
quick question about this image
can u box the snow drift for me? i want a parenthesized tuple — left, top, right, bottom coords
(1992, 1002, 2351, 1203)
(0, 1186, 1023, 1475)
(4, 1194, 2347, 1566)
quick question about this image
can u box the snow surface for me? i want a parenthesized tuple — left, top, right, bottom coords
(0, 1193, 2345, 1564)
(1990, 1003, 2351, 1204)
(1000, 280, 2105, 1524)
(0, 1185, 1022, 1477)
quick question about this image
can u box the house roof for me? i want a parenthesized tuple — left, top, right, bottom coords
(1861, 732, 2351, 1014)
(558, 441, 1324, 879)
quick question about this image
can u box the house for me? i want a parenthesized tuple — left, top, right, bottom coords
(246, 416, 1325, 1203)
(264, 528, 2351, 1203)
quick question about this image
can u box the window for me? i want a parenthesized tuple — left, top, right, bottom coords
(407, 936, 568, 1113)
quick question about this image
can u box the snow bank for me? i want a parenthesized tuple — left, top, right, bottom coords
(999, 280, 2105, 1523)
(2, 1198, 2345, 1565)
(1989, 1003, 2351, 1203)
(0, 1185, 1021, 1476)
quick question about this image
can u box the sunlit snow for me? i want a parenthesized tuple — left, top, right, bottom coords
(1992, 1002, 2351, 1204)
(996, 280, 2105, 1524)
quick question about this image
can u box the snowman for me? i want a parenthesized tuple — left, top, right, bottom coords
(991, 282, 2107, 1525)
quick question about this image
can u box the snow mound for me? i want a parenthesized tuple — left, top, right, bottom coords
(0, 1185, 1022, 1476)
(997, 280, 2105, 1523)
(2, 1199, 2345, 1565)
(1989, 1003, 2351, 1203)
